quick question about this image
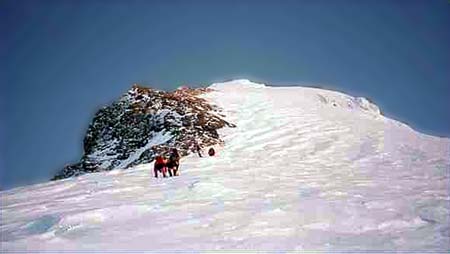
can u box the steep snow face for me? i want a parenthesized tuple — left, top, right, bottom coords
(2, 80, 449, 251)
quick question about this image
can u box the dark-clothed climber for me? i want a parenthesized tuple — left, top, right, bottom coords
(167, 148, 181, 176)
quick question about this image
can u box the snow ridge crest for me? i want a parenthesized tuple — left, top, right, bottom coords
(209, 79, 266, 89)
(316, 92, 381, 115)
(210, 79, 381, 115)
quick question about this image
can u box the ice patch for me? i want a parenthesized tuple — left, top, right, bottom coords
(25, 215, 60, 235)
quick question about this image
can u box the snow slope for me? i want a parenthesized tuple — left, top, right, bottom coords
(1, 80, 449, 252)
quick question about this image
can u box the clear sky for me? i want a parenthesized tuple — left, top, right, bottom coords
(2, 0, 450, 189)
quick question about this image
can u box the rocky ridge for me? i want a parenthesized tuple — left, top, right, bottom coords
(52, 84, 235, 180)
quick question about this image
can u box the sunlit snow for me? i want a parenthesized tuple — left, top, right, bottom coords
(1, 80, 449, 251)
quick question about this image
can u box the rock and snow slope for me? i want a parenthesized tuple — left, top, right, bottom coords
(1, 80, 449, 251)
(52, 85, 234, 180)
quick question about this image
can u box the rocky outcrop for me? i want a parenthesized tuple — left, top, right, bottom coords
(52, 84, 235, 180)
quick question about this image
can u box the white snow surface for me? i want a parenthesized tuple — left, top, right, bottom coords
(1, 80, 450, 252)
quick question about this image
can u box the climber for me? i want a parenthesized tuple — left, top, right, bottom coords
(208, 147, 215, 156)
(167, 148, 181, 176)
(193, 141, 203, 157)
(153, 155, 167, 178)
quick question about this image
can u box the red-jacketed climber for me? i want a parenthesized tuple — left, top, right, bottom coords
(154, 155, 167, 178)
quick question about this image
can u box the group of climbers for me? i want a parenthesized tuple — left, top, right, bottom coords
(153, 144, 216, 178)
(153, 143, 216, 178)
(153, 148, 181, 178)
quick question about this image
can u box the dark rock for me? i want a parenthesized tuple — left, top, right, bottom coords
(52, 84, 234, 181)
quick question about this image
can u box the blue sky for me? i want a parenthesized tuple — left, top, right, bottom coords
(2, 0, 450, 189)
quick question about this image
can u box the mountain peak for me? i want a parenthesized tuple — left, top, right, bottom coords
(210, 79, 266, 89)
(210, 79, 381, 116)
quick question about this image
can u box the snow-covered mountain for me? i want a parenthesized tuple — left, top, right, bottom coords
(1, 79, 449, 251)
(52, 84, 235, 180)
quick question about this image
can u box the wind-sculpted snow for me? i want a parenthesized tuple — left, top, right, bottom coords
(1, 80, 449, 251)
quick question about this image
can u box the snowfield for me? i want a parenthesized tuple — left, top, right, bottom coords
(1, 79, 449, 252)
